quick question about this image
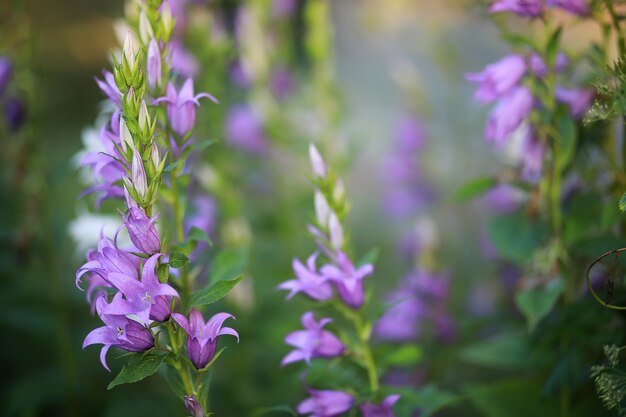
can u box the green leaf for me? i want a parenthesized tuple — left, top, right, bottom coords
(251, 405, 297, 417)
(391, 384, 461, 417)
(545, 26, 563, 67)
(515, 277, 565, 332)
(188, 274, 243, 308)
(487, 212, 547, 264)
(163, 159, 183, 172)
(188, 226, 213, 246)
(454, 177, 497, 202)
(460, 330, 530, 370)
(381, 344, 422, 368)
(465, 379, 559, 417)
(190, 139, 218, 152)
(619, 192, 626, 212)
(556, 116, 576, 171)
(210, 247, 248, 282)
(356, 247, 379, 267)
(107, 350, 170, 390)
(169, 251, 190, 269)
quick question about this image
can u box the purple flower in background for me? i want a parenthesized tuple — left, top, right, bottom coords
(547, 0, 590, 16)
(273, 0, 298, 18)
(321, 251, 373, 309)
(360, 395, 401, 417)
(155, 78, 217, 136)
(465, 54, 526, 102)
(485, 86, 533, 146)
(374, 285, 423, 342)
(282, 312, 344, 366)
(297, 389, 354, 417)
(270, 66, 294, 100)
(555, 86, 593, 118)
(4, 97, 26, 132)
(483, 183, 526, 214)
(226, 104, 267, 153)
(82, 296, 154, 371)
(488, 0, 543, 17)
(121, 207, 161, 255)
(529, 52, 569, 77)
(519, 127, 545, 182)
(393, 114, 426, 152)
(172, 309, 239, 369)
(0, 57, 12, 97)
(184, 396, 206, 417)
(229, 60, 250, 88)
(279, 253, 334, 302)
(95, 70, 122, 107)
(147, 39, 162, 90)
(104, 254, 179, 324)
(170, 40, 199, 78)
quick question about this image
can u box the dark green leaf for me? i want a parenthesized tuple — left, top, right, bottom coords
(465, 379, 559, 417)
(188, 274, 243, 308)
(619, 192, 626, 212)
(188, 226, 213, 246)
(108, 350, 170, 390)
(487, 212, 547, 264)
(460, 330, 530, 370)
(391, 384, 461, 417)
(381, 344, 422, 368)
(515, 277, 564, 332)
(545, 26, 562, 67)
(210, 247, 248, 282)
(454, 177, 497, 202)
(169, 252, 190, 269)
(251, 405, 297, 417)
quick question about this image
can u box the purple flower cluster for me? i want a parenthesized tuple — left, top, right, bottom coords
(489, 0, 590, 17)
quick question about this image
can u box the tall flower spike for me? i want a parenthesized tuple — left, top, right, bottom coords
(282, 312, 344, 366)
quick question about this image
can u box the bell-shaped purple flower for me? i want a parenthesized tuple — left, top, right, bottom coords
(184, 395, 206, 417)
(466, 54, 527, 103)
(297, 389, 354, 417)
(485, 86, 534, 146)
(172, 309, 239, 370)
(83, 296, 154, 371)
(0, 57, 12, 97)
(76, 236, 139, 289)
(360, 395, 401, 417)
(488, 0, 543, 17)
(226, 104, 268, 154)
(155, 78, 217, 136)
(483, 184, 526, 214)
(374, 286, 424, 342)
(121, 207, 161, 255)
(95, 70, 122, 107)
(547, 0, 590, 16)
(104, 254, 179, 324)
(529, 52, 569, 77)
(321, 251, 373, 309)
(147, 39, 162, 90)
(555, 86, 593, 118)
(282, 312, 344, 366)
(278, 253, 334, 302)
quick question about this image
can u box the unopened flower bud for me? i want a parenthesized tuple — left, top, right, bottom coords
(139, 100, 150, 133)
(161, 1, 174, 40)
(147, 39, 162, 90)
(123, 181, 139, 209)
(314, 191, 330, 228)
(131, 146, 148, 199)
(328, 212, 344, 250)
(119, 118, 133, 151)
(184, 396, 206, 417)
(151, 142, 160, 169)
(333, 179, 345, 204)
(123, 32, 137, 70)
(124, 87, 137, 113)
(138, 10, 154, 45)
(309, 143, 326, 179)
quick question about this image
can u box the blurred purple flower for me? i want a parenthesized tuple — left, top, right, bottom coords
(321, 251, 373, 309)
(483, 184, 526, 214)
(393, 114, 426, 152)
(374, 286, 423, 342)
(82, 296, 154, 371)
(488, 0, 543, 17)
(547, 0, 590, 16)
(297, 389, 353, 417)
(121, 207, 161, 255)
(270, 66, 294, 100)
(466, 54, 526, 102)
(226, 104, 267, 153)
(4, 97, 25, 132)
(229, 60, 250, 88)
(170, 40, 199, 78)
(555, 86, 593, 118)
(282, 311, 344, 366)
(519, 127, 545, 182)
(95, 70, 122, 107)
(529, 52, 569, 77)
(172, 309, 239, 369)
(0, 57, 12, 97)
(279, 253, 334, 302)
(273, 0, 298, 18)
(147, 39, 162, 90)
(155, 78, 217, 136)
(485, 86, 534, 146)
(361, 394, 401, 417)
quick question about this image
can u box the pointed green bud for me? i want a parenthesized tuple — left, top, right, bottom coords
(139, 10, 154, 45)
(119, 118, 134, 152)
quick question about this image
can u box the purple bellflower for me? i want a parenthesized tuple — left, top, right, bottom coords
(547, 0, 590, 16)
(519, 127, 545, 182)
(0, 57, 12, 97)
(226, 104, 268, 154)
(555, 86, 593, 118)
(95, 70, 122, 107)
(83, 296, 154, 371)
(184, 395, 206, 417)
(172, 309, 239, 370)
(297, 389, 354, 417)
(321, 251, 374, 309)
(485, 86, 534, 146)
(488, 0, 543, 17)
(282, 311, 344, 366)
(121, 207, 161, 255)
(279, 253, 334, 302)
(104, 254, 179, 325)
(360, 395, 401, 417)
(76, 236, 139, 289)
(155, 78, 218, 137)
(529, 52, 569, 77)
(465, 54, 527, 102)
(374, 286, 424, 342)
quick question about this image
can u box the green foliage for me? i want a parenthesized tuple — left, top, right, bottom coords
(391, 385, 461, 417)
(591, 345, 626, 416)
(465, 379, 560, 417)
(168, 252, 190, 269)
(460, 330, 531, 370)
(188, 273, 243, 308)
(108, 350, 171, 390)
(515, 277, 565, 332)
(380, 344, 422, 369)
(454, 177, 498, 202)
(487, 212, 547, 264)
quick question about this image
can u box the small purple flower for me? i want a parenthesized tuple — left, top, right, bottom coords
(121, 207, 161, 255)
(529, 52, 569, 77)
(547, 0, 590, 16)
(485, 86, 534, 146)
(270, 66, 294, 100)
(297, 389, 353, 417)
(466, 54, 527, 103)
(321, 251, 373, 309)
(83, 296, 154, 371)
(392, 114, 426, 152)
(76, 236, 139, 289)
(172, 309, 239, 370)
(104, 254, 179, 324)
(95, 70, 122, 107)
(229, 60, 250, 88)
(309, 143, 327, 179)
(360, 395, 401, 417)
(374, 286, 424, 342)
(488, 0, 543, 17)
(483, 184, 526, 214)
(278, 253, 334, 302)
(4, 97, 26, 132)
(147, 39, 162, 90)
(155, 78, 217, 137)
(555, 86, 593, 118)
(0, 57, 12, 97)
(226, 104, 267, 153)
(282, 312, 344, 366)
(184, 396, 206, 417)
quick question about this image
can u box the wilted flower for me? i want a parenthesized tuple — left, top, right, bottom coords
(82, 296, 154, 371)
(555, 86, 594, 118)
(360, 395, 401, 417)
(465, 54, 527, 102)
(155, 78, 217, 136)
(226, 104, 267, 153)
(147, 39, 162, 90)
(121, 207, 161, 255)
(282, 312, 344, 366)
(485, 86, 534, 146)
(488, 0, 543, 17)
(172, 309, 239, 369)
(321, 251, 373, 309)
(297, 389, 353, 417)
(547, 0, 590, 16)
(279, 253, 334, 302)
(0, 57, 12, 97)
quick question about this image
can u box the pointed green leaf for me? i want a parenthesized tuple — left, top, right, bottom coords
(454, 177, 497, 202)
(108, 350, 170, 390)
(169, 251, 190, 269)
(188, 274, 243, 308)
(515, 277, 565, 332)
